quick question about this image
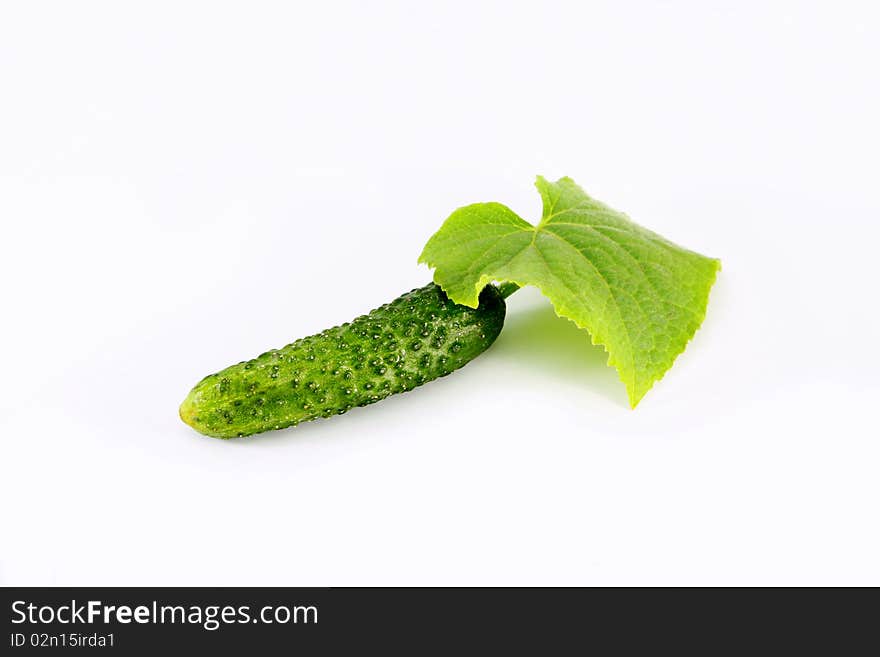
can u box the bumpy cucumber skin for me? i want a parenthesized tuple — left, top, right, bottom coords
(180, 283, 505, 438)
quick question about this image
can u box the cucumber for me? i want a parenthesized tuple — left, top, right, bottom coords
(179, 283, 506, 438)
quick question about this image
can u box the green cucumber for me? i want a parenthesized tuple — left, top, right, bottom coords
(179, 283, 506, 438)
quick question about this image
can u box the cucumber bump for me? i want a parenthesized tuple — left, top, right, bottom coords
(180, 283, 505, 438)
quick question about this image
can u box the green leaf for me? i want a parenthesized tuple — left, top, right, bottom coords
(418, 176, 720, 407)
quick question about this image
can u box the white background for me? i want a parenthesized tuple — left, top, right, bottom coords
(1, 1, 878, 586)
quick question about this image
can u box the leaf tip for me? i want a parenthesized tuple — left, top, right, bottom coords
(627, 389, 646, 410)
